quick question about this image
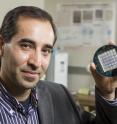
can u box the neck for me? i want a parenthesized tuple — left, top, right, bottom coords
(0, 78, 31, 102)
(14, 89, 31, 102)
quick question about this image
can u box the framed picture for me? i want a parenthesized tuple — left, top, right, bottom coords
(73, 10, 81, 23)
(82, 10, 93, 22)
(95, 9, 103, 20)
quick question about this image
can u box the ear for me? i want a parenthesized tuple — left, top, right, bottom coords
(0, 35, 5, 56)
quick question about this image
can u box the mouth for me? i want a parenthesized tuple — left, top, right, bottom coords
(21, 70, 39, 80)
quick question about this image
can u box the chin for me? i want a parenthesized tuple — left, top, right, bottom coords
(23, 82, 37, 89)
(18, 79, 38, 90)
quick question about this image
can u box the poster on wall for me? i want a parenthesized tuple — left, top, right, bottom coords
(56, 2, 116, 47)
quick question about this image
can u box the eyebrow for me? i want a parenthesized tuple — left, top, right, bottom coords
(18, 38, 54, 49)
(19, 38, 35, 45)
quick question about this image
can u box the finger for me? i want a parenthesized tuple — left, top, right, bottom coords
(108, 40, 116, 45)
(90, 63, 103, 80)
(90, 62, 96, 73)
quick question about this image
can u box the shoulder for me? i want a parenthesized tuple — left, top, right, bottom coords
(36, 80, 71, 97)
(37, 80, 65, 91)
(36, 80, 80, 111)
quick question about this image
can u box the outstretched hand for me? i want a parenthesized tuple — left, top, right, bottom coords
(90, 63, 117, 100)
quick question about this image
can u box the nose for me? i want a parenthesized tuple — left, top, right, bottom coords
(28, 50, 42, 69)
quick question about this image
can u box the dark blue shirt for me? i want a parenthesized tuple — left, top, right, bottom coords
(0, 82, 39, 124)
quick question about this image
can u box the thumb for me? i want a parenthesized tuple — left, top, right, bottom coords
(90, 63, 103, 81)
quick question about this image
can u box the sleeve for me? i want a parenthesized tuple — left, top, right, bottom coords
(94, 87, 117, 124)
(61, 84, 117, 124)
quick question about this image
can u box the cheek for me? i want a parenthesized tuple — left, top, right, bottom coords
(42, 56, 51, 70)
(11, 50, 29, 66)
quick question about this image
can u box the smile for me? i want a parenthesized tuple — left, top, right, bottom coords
(21, 70, 39, 79)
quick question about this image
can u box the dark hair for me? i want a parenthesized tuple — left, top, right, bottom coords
(0, 6, 57, 44)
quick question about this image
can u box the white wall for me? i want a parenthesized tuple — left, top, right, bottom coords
(0, 0, 44, 26)
(45, 0, 117, 92)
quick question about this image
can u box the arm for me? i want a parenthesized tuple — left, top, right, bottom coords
(94, 87, 117, 124)
(90, 63, 117, 124)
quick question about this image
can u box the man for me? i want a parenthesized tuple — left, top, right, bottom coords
(0, 6, 117, 124)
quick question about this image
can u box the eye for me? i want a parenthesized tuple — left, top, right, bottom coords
(42, 48, 53, 56)
(20, 42, 34, 50)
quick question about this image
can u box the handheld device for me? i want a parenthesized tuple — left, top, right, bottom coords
(93, 44, 117, 77)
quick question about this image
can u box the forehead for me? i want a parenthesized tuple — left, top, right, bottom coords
(13, 17, 55, 45)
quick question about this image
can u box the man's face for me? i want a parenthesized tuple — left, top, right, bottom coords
(0, 17, 55, 90)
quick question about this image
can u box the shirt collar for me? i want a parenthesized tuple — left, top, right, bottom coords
(0, 80, 38, 112)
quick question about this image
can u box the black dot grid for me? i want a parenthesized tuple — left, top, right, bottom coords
(98, 49, 117, 72)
